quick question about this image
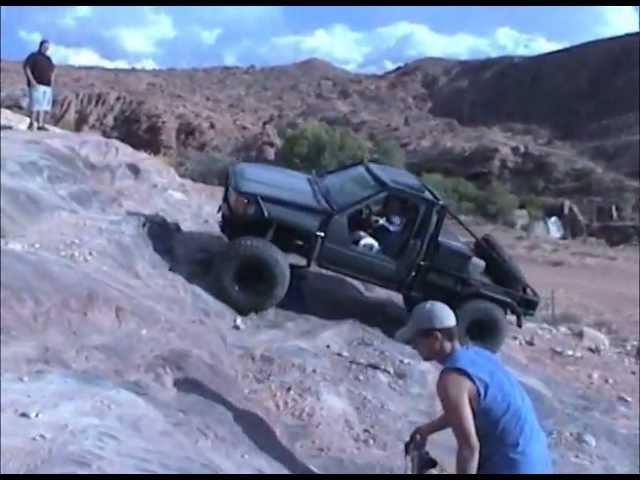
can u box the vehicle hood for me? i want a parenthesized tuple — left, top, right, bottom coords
(230, 162, 331, 212)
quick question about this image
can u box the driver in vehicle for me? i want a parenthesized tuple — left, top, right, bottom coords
(370, 196, 411, 256)
(353, 196, 411, 256)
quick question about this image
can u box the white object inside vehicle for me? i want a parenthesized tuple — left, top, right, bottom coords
(469, 256, 487, 276)
(357, 234, 381, 253)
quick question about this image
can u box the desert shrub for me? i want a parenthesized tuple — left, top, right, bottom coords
(422, 173, 518, 222)
(279, 121, 368, 172)
(476, 183, 519, 222)
(520, 195, 546, 221)
(372, 139, 406, 167)
(422, 173, 483, 215)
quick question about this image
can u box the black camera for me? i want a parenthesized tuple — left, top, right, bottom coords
(405, 436, 439, 473)
(412, 449, 439, 473)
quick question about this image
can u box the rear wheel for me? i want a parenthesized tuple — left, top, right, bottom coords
(456, 299, 508, 352)
(215, 237, 290, 315)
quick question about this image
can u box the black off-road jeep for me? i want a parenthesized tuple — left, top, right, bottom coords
(217, 161, 540, 352)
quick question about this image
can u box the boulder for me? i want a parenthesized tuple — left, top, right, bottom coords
(562, 200, 587, 238)
(253, 124, 282, 162)
(588, 222, 640, 247)
(0, 88, 29, 111)
(508, 208, 531, 231)
(577, 326, 610, 352)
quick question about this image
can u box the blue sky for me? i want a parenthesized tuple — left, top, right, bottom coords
(1, 6, 638, 72)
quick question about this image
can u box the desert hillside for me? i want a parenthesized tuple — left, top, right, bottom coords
(2, 33, 639, 219)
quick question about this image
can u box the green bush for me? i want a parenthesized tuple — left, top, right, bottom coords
(373, 139, 406, 167)
(422, 173, 518, 222)
(477, 184, 519, 222)
(422, 173, 482, 215)
(521, 195, 546, 221)
(278, 121, 369, 172)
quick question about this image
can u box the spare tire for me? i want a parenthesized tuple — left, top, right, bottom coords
(215, 237, 290, 315)
(456, 299, 508, 353)
(474, 234, 526, 292)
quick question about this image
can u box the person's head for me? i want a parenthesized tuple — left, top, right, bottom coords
(395, 301, 459, 362)
(38, 39, 50, 54)
(383, 196, 404, 218)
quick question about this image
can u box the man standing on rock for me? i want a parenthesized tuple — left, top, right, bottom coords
(23, 39, 55, 131)
(396, 301, 553, 474)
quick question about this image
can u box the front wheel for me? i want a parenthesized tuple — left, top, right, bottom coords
(214, 236, 290, 315)
(456, 299, 508, 353)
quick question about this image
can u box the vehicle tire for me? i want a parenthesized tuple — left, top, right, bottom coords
(474, 234, 526, 292)
(215, 236, 291, 315)
(456, 299, 508, 353)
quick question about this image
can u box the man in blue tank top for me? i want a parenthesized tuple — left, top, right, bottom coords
(396, 301, 553, 474)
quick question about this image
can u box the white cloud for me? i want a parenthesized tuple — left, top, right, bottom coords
(382, 59, 402, 71)
(199, 28, 223, 46)
(51, 44, 158, 70)
(222, 51, 238, 66)
(18, 29, 42, 46)
(221, 39, 253, 67)
(372, 22, 494, 59)
(60, 6, 93, 27)
(109, 7, 176, 54)
(493, 27, 566, 56)
(264, 24, 371, 70)
(252, 21, 565, 73)
(596, 6, 639, 37)
(19, 29, 157, 70)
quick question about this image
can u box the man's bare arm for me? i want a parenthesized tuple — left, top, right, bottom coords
(438, 370, 480, 474)
(23, 63, 36, 86)
(413, 413, 449, 440)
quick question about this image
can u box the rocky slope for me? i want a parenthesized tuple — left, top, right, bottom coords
(2, 33, 639, 216)
(1, 111, 638, 474)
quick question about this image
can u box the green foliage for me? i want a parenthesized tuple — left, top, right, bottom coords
(422, 173, 482, 215)
(521, 195, 546, 221)
(279, 120, 410, 173)
(372, 139, 406, 167)
(279, 121, 368, 172)
(477, 184, 519, 222)
(422, 173, 519, 222)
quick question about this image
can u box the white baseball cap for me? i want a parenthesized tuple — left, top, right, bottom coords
(395, 301, 457, 344)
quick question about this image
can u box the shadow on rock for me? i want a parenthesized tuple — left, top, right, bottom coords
(173, 377, 315, 474)
(139, 213, 407, 338)
(280, 269, 408, 338)
(138, 212, 226, 293)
